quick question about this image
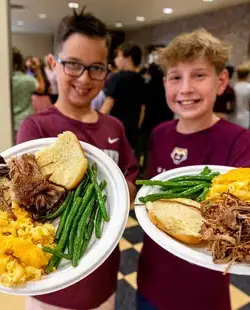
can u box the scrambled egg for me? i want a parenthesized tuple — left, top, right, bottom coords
(0, 201, 55, 286)
(208, 168, 250, 200)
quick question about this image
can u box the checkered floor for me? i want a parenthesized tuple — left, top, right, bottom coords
(115, 210, 250, 310)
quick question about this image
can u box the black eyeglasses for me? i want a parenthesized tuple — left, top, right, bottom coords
(55, 56, 108, 81)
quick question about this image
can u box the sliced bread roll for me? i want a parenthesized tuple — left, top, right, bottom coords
(35, 131, 88, 189)
(146, 198, 203, 244)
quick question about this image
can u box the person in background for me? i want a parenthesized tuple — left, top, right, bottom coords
(12, 48, 38, 136)
(101, 42, 146, 149)
(103, 60, 118, 93)
(17, 7, 138, 310)
(138, 62, 174, 174)
(213, 64, 235, 119)
(91, 89, 106, 110)
(44, 53, 58, 104)
(136, 29, 250, 310)
(230, 65, 250, 128)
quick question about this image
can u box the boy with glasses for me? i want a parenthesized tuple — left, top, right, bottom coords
(17, 8, 138, 310)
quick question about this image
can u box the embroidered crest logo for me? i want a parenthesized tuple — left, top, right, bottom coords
(171, 147, 188, 165)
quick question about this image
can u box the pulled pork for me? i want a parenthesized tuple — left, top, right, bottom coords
(9, 154, 66, 218)
(200, 193, 250, 272)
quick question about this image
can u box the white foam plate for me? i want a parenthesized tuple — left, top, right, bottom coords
(135, 165, 250, 275)
(0, 138, 130, 295)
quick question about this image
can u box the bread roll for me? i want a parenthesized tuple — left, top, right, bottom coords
(146, 198, 203, 244)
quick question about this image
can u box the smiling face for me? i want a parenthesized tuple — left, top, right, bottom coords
(164, 58, 228, 121)
(52, 33, 108, 109)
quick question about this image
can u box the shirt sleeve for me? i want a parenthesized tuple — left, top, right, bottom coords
(105, 74, 121, 100)
(17, 117, 42, 144)
(27, 76, 38, 93)
(118, 124, 139, 183)
(228, 131, 250, 167)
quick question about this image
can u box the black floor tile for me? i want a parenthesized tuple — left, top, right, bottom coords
(231, 275, 250, 295)
(239, 303, 250, 310)
(120, 248, 139, 275)
(123, 225, 144, 245)
(115, 279, 136, 310)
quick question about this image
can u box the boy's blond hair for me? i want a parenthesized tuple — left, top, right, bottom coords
(158, 29, 230, 74)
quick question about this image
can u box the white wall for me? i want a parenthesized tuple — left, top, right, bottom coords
(0, 0, 12, 150)
(11, 33, 54, 58)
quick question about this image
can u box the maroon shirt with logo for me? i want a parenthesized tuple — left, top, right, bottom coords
(17, 106, 139, 309)
(137, 119, 250, 310)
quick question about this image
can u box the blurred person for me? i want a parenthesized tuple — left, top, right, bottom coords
(91, 89, 106, 110)
(44, 53, 58, 103)
(17, 7, 138, 310)
(101, 42, 146, 149)
(230, 65, 250, 128)
(213, 64, 235, 119)
(138, 63, 174, 173)
(12, 48, 37, 136)
(31, 57, 52, 113)
(103, 59, 117, 94)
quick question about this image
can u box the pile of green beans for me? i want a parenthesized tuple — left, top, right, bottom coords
(43, 163, 109, 273)
(136, 166, 219, 203)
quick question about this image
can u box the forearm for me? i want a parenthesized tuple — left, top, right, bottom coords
(34, 69, 45, 93)
(138, 105, 146, 128)
(127, 181, 137, 203)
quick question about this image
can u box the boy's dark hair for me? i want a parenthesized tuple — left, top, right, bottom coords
(237, 65, 250, 80)
(226, 65, 234, 79)
(12, 47, 25, 72)
(117, 42, 143, 67)
(55, 7, 110, 52)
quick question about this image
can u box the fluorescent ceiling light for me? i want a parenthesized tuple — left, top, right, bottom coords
(38, 13, 47, 19)
(163, 8, 173, 14)
(115, 22, 123, 28)
(136, 16, 145, 22)
(68, 2, 79, 9)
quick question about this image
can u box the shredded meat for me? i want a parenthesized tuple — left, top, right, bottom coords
(0, 156, 10, 178)
(9, 154, 66, 218)
(200, 193, 250, 272)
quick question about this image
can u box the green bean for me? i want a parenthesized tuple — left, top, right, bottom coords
(92, 163, 97, 177)
(72, 196, 96, 267)
(68, 183, 94, 257)
(45, 197, 82, 274)
(168, 173, 219, 182)
(136, 180, 210, 187)
(73, 178, 87, 201)
(85, 208, 96, 239)
(139, 184, 205, 203)
(200, 166, 211, 175)
(38, 191, 72, 221)
(68, 181, 106, 256)
(43, 246, 71, 260)
(55, 191, 74, 241)
(95, 195, 107, 239)
(196, 187, 210, 202)
(88, 166, 109, 222)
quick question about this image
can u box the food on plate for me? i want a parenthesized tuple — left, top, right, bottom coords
(136, 166, 220, 203)
(0, 175, 14, 219)
(146, 198, 203, 244)
(0, 201, 55, 286)
(9, 154, 66, 218)
(43, 163, 109, 272)
(200, 193, 250, 272)
(208, 168, 250, 200)
(0, 131, 110, 286)
(35, 131, 88, 189)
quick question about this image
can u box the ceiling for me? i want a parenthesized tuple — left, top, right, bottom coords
(10, 0, 250, 34)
